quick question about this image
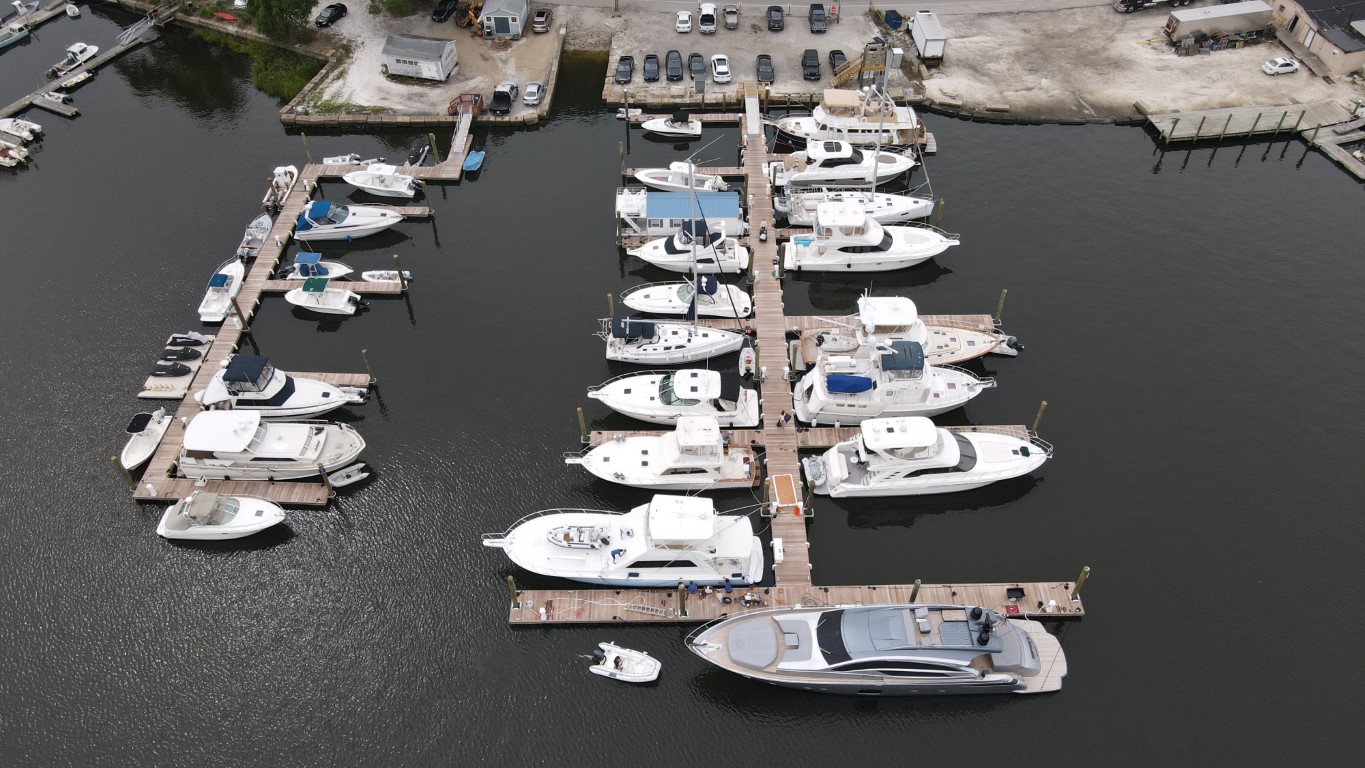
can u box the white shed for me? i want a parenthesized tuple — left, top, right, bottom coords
(381, 34, 458, 82)
(481, 0, 529, 39)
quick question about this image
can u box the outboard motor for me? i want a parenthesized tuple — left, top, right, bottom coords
(1005, 335, 1024, 352)
(591, 648, 606, 663)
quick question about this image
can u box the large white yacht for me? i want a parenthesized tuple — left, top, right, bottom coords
(802, 416, 1051, 497)
(627, 221, 749, 274)
(587, 369, 760, 427)
(195, 355, 368, 419)
(176, 411, 365, 481)
(792, 341, 994, 425)
(777, 188, 935, 226)
(565, 416, 757, 491)
(599, 315, 746, 364)
(795, 295, 1022, 367)
(773, 88, 926, 150)
(782, 202, 958, 272)
(294, 201, 403, 241)
(687, 604, 1066, 696)
(621, 277, 751, 318)
(481, 494, 764, 587)
(766, 141, 915, 188)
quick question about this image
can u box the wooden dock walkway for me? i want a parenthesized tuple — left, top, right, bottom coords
(1304, 117, 1365, 181)
(1146, 101, 1353, 143)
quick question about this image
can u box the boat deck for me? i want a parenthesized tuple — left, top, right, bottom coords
(262, 280, 406, 295)
(590, 424, 1029, 451)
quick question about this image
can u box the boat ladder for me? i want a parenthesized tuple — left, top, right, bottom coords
(623, 604, 669, 617)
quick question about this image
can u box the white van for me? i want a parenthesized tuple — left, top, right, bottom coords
(699, 3, 718, 34)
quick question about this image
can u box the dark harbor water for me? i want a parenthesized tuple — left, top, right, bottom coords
(2, 11, 1363, 766)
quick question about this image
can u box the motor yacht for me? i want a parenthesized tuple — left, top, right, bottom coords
(621, 277, 751, 318)
(587, 368, 760, 427)
(795, 294, 1022, 367)
(782, 202, 958, 271)
(776, 188, 934, 226)
(633, 161, 729, 193)
(0, 2, 40, 52)
(599, 315, 746, 364)
(774, 88, 925, 150)
(294, 201, 403, 241)
(564, 416, 757, 491)
(793, 341, 994, 425)
(156, 492, 287, 541)
(196, 355, 367, 419)
(765, 141, 915, 188)
(627, 221, 749, 274)
(197, 258, 246, 323)
(176, 411, 365, 481)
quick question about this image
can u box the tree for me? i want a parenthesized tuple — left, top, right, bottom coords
(251, 0, 317, 42)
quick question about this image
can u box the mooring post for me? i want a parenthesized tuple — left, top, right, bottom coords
(392, 254, 407, 291)
(112, 455, 134, 490)
(1166, 117, 1179, 146)
(319, 464, 333, 498)
(229, 297, 249, 332)
(909, 578, 921, 602)
(428, 132, 441, 165)
(1310, 125, 1321, 146)
(506, 575, 519, 608)
(1289, 110, 1305, 135)
(1031, 400, 1048, 434)
(994, 288, 1009, 324)
(1070, 565, 1091, 601)
(577, 406, 587, 444)
(1218, 113, 1234, 142)
(619, 139, 625, 176)
(1247, 112, 1263, 137)
(1193, 115, 1207, 140)
(606, 292, 614, 317)
(361, 348, 376, 385)
(1271, 110, 1287, 138)
(301, 131, 313, 164)
(934, 199, 946, 229)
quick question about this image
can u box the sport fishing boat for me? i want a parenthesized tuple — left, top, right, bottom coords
(235, 212, 273, 259)
(564, 416, 757, 491)
(197, 258, 246, 323)
(621, 276, 751, 318)
(0, 2, 40, 52)
(587, 368, 760, 427)
(196, 354, 368, 419)
(773, 88, 926, 150)
(589, 643, 662, 684)
(294, 201, 403, 241)
(49, 42, 98, 77)
(0, 116, 41, 141)
(481, 494, 763, 587)
(782, 202, 958, 272)
(792, 340, 994, 425)
(156, 492, 287, 541)
(776, 187, 935, 226)
(627, 221, 749, 274)
(765, 141, 915, 188)
(802, 416, 1052, 497)
(599, 315, 746, 364)
(641, 111, 702, 139)
(261, 165, 298, 210)
(176, 411, 365, 481)
(120, 408, 173, 470)
(283, 277, 364, 316)
(274, 252, 353, 281)
(687, 603, 1066, 696)
(795, 294, 1022, 367)
(633, 162, 729, 193)
(342, 163, 422, 198)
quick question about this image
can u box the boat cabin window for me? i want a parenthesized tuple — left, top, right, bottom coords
(628, 559, 699, 568)
(820, 148, 864, 167)
(880, 433, 944, 461)
(662, 467, 710, 475)
(659, 374, 701, 406)
(838, 232, 894, 254)
(831, 659, 962, 673)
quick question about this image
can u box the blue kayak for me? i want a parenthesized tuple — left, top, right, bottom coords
(462, 150, 485, 172)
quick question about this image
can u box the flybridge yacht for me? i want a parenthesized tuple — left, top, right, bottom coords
(196, 355, 368, 419)
(599, 315, 746, 364)
(176, 411, 365, 481)
(802, 416, 1051, 498)
(565, 416, 757, 491)
(776, 187, 935, 226)
(627, 221, 750, 274)
(621, 276, 751, 318)
(781, 202, 958, 271)
(792, 341, 994, 425)
(765, 141, 915, 188)
(797, 295, 1022, 367)
(481, 494, 764, 587)
(294, 201, 403, 241)
(633, 162, 729, 193)
(774, 88, 926, 150)
(587, 369, 760, 427)
(687, 604, 1065, 696)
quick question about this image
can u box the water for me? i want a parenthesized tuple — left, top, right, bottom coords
(2, 12, 1363, 765)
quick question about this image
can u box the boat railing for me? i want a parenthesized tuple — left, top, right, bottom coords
(937, 364, 996, 389)
(1029, 434, 1055, 457)
(899, 221, 961, 241)
(619, 281, 684, 299)
(480, 508, 624, 542)
(586, 369, 678, 392)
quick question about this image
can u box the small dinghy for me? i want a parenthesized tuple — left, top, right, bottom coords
(0, 117, 41, 141)
(616, 107, 643, 120)
(327, 462, 370, 488)
(120, 408, 172, 470)
(156, 492, 287, 541)
(342, 163, 422, 198)
(65, 3, 79, 18)
(461, 150, 485, 172)
(359, 269, 411, 283)
(285, 276, 364, 316)
(235, 212, 273, 259)
(159, 346, 201, 362)
(590, 642, 661, 684)
(262, 165, 298, 210)
(276, 252, 353, 281)
(198, 258, 246, 323)
(0, 144, 24, 167)
(166, 331, 213, 347)
(641, 111, 702, 139)
(37, 91, 74, 107)
(0, 137, 29, 162)
(57, 71, 92, 90)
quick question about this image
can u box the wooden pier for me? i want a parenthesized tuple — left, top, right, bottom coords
(1145, 101, 1354, 143)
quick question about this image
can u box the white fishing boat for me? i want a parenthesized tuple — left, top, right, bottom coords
(342, 163, 422, 199)
(599, 315, 746, 364)
(0, 142, 24, 167)
(156, 492, 287, 541)
(0, 3, 40, 52)
(641, 111, 702, 139)
(633, 161, 729, 193)
(284, 277, 364, 316)
(197, 258, 246, 323)
(587, 368, 760, 427)
(621, 276, 751, 318)
(0, 116, 41, 141)
(802, 417, 1052, 498)
(176, 411, 366, 481)
(120, 408, 173, 470)
(565, 416, 757, 491)
(359, 269, 411, 283)
(765, 141, 916, 188)
(294, 201, 403, 241)
(773, 88, 925, 150)
(0, 137, 28, 162)
(262, 165, 298, 209)
(782, 202, 958, 272)
(792, 340, 994, 425)
(49, 42, 98, 77)
(628, 221, 749, 274)
(322, 153, 383, 165)
(274, 252, 353, 281)
(235, 212, 273, 259)
(196, 354, 368, 419)
(481, 494, 763, 587)
(589, 643, 662, 684)
(776, 187, 934, 226)
(795, 294, 1023, 367)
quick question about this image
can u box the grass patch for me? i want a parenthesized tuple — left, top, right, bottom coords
(194, 29, 325, 101)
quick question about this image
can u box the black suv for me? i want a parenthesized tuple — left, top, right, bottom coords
(432, 0, 458, 22)
(801, 49, 820, 81)
(766, 5, 783, 31)
(809, 4, 826, 33)
(643, 54, 660, 83)
(614, 55, 634, 85)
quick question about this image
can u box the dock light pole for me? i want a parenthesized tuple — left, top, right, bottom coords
(577, 406, 587, 444)
(994, 288, 1008, 324)
(1070, 565, 1091, 602)
(112, 455, 134, 490)
(1031, 401, 1048, 435)
(360, 348, 376, 385)
(909, 578, 921, 602)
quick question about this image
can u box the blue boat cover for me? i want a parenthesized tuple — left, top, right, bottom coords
(296, 201, 334, 231)
(302, 276, 329, 293)
(826, 375, 874, 393)
(207, 273, 230, 288)
(695, 275, 718, 295)
(644, 192, 740, 220)
(884, 341, 925, 371)
(611, 314, 655, 340)
(295, 252, 322, 265)
(223, 355, 270, 384)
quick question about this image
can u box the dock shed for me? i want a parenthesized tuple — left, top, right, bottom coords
(381, 34, 458, 82)
(909, 11, 946, 63)
(616, 188, 745, 237)
(1274, 1, 1365, 76)
(481, 0, 529, 39)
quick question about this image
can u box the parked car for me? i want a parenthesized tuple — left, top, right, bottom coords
(531, 8, 552, 33)
(809, 3, 826, 33)
(689, 52, 705, 80)
(699, 3, 717, 34)
(665, 49, 684, 82)
(523, 81, 544, 106)
(755, 53, 775, 83)
(828, 49, 847, 73)
(432, 0, 458, 23)
(315, 2, 347, 27)
(724, 5, 739, 29)
(614, 55, 634, 84)
(801, 49, 820, 80)
(643, 54, 660, 82)
(1262, 57, 1300, 75)
(676, 10, 693, 33)
(767, 5, 783, 31)
(710, 54, 732, 84)
(490, 81, 518, 115)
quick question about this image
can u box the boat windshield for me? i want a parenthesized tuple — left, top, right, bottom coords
(816, 610, 851, 664)
(319, 205, 350, 225)
(187, 497, 239, 526)
(659, 373, 701, 406)
(674, 284, 697, 303)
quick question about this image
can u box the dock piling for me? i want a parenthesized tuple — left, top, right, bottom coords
(361, 348, 376, 385)
(606, 292, 614, 317)
(1031, 400, 1048, 435)
(319, 464, 333, 499)
(910, 578, 921, 602)
(1070, 565, 1091, 601)
(1289, 110, 1305, 135)
(1166, 117, 1179, 145)
(577, 406, 587, 444)
(428, 132, 441, 165)
(300, 131, 313, 165)
(392, 254, 407, 291)
(1218, 113, 1233, 142)
(228, 297, 249, 332)
(677, 583, 687, 617)
(506, 575, 519, 608)
(993, 288, 1008, 324)
(1247, 112, 1262, 137)
(1271, 111, 1287, 138)
(112, 455, 134, 490)
(935, 199, 946, 229)
(1193, 115, 1206, 140)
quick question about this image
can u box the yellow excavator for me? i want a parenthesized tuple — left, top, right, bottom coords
(454, 2, 483, 29)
